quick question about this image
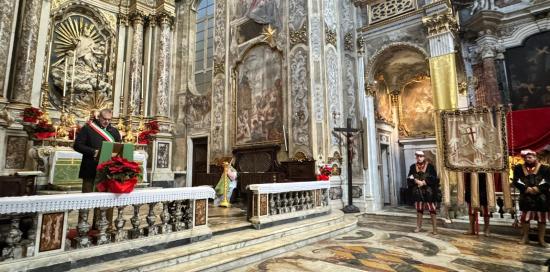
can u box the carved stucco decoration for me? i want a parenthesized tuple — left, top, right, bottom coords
(290, 24, 308, 47)
(324, 0, 337, 31)
(326, 47, 341, 146)
(341, 0, 355, 33)
(289, 0, 307, 31)
(290, 47, 311, 148)
(214, 0, 226, 66)
(343, 55, 356, 120)
(310, 16, 322, 61)
(210, 75, 225, 156)
(314, 84, 324, 122)
(49, 7, 116, 117)
(422, 11, 458, 37)
(213, 60, 225, 75)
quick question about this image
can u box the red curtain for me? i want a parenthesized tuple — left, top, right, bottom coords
(506, 108, 550, 155)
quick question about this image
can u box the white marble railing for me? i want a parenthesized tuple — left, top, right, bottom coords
(247, 181, 330, 228)
(0, 187, 214, 262)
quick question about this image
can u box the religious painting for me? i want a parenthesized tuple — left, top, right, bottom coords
(399, 77, 435, 137)
(236, 20, 266, 44)
(505, 31, 550, 110)
(5, 136, 27, 169)
(194, 199, 207, 226)
(39, 212, 65, 252)
(235, 45, 284, 146)
(375, 82, 392, 124)
(441, 108, 508, 172)
(156, 142, 170, 169)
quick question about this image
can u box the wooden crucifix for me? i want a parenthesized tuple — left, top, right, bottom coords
(334, 118, 363, 213)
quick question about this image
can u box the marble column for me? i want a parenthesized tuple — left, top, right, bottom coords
(114, 14, 129, 117)
(129, 12, 145, 115)
(155, 14, 173, 118)
(11, 0, 43, 104)
(495, 49, 510, 104)
(0, 0, 18, 98)
(364, 83, 382, 212)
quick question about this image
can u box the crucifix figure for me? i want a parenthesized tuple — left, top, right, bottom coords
(334, 118, 363, 213)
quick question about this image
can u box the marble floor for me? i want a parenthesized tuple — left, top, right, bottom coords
(233, 216, 550, 272)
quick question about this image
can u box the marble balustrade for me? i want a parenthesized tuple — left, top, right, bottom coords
(0, 187, 214, 262)
(247, 181, 331, 228)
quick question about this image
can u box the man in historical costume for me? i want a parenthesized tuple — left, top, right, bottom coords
(214, 161, 238, 206)
(74, 108, 122, 193)
(513, 149, 550, 247)
(407, 151, 439, 234)
(464, 173, 491, 236)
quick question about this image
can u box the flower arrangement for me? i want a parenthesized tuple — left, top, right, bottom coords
(138, 120, 159, 144)
(96, 156, 142, 193)
(316, 165, 333, 181)
(22, 107, 43, 123)
(21, 107, 56, 139)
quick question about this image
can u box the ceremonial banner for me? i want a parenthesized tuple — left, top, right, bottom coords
(441, 107, 508, 172)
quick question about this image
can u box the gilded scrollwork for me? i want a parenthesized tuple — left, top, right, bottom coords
(325, 27, 337, 47)
(344, 32, 354, 51)
(290, 24, 308, 47)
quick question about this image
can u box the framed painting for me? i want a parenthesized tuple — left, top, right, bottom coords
(36, 211, 68, 254)
(234, 44, 284, 147)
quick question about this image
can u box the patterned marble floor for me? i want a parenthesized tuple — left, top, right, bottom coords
(233, 216, 550, 272)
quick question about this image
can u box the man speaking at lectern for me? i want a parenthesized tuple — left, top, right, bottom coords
(74, 108, 122, 193)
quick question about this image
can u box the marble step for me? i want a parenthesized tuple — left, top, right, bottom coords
(161, 215, 357, 272)
(72, 210, 355, 272)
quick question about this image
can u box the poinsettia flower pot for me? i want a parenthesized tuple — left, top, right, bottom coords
(96, 177, 138, 194)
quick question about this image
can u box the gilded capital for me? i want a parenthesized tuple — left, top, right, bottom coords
(118, 13, 129, 26)
(157, 12, 175, 27)
(366, 83, 376, 97)
(422, 11, 458, 36)
(129, 11, 145, 25)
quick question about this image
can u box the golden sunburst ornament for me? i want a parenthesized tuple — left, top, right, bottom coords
(261, 24, 277, 45)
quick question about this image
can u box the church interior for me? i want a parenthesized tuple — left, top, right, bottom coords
(0, 0, 549, 271)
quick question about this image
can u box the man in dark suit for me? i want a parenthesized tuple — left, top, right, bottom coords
(74, 108, 121, 193)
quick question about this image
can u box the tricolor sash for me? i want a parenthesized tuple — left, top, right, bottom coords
(88, 121, 115, 142)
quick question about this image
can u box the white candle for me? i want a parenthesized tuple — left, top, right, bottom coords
(62, 58, 68, 97)
(141, 64, 145, 99)
(71, 50, 76, 89)
(121, 62, 126, 92)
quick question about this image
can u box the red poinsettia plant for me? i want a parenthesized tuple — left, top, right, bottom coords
(316, 165, 333, 181)
(22, 107, 43, 123)
(138, 120, 159, 144)
(96, 156, 142, 193)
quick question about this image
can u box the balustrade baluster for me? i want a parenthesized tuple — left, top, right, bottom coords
(283, 193, 290, 213)
(145, 203, 158, 236)
(171, 201, 185, 231)
(1, 218, 23, 259)
(112, 206, 127, 242)
(305, 191, 312, 209)
(129, 204, 142, 239)
(73, 209, 91, 248)
(276, 193, 282, 214)
(182, 200, 193, 229)
(289, 192, 295, 212)
(21, 216, 37, 257)
(159, 202, 172, 234)
(323, 189, 329, 206)
(293, 192, 300, 211)
(269, 194, 276, 215)
(300, 192, 307, 210)
(96, 208, 110, 245)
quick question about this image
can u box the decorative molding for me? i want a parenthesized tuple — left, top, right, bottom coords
(325, 48, 341, 145)
(422, 10, 458, 37)
(310, 16, 322, 60)
(366, 83, 376, 97)
(289, 0, 307, 31)
(118, 13, 129, 26)
(343, 55, 356, 120)
(323, 0, 337, 31)
(290, 47, 311, 148)
(368, 0, 416, 24)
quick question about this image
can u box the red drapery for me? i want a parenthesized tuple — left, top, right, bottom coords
(506, 108, 550, 156)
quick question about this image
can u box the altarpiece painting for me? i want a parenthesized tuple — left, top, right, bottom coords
(399, 77, 435, 136)
(235, 45, 284, 146)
